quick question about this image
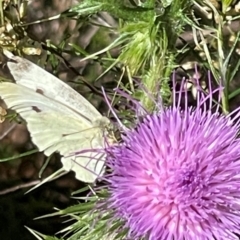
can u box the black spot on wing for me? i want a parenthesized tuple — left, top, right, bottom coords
(36, 88, 44, 95)
(32, 106, 41, 112)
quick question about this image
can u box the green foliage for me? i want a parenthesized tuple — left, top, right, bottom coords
(66, 0, 153, 21)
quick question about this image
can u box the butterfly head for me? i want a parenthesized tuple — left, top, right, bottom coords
(93, 116, 110, 128)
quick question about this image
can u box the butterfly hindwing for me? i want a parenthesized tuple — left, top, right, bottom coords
(27, 111, 106, 182)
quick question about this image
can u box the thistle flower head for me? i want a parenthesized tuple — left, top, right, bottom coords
(103, 72, 240, 240)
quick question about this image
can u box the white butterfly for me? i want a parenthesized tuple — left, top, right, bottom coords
(0, 51, 110, 183)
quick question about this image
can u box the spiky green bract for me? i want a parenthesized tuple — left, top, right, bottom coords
(39, 189, 128, 240)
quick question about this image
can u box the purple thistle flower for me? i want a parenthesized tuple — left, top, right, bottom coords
(103, 73, 240, 240)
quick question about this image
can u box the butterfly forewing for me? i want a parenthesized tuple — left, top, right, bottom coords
(7, 55, 102, 120)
